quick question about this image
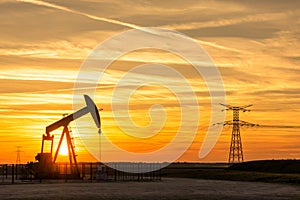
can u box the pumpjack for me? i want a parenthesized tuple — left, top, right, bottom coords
(34, 95, 101, 178)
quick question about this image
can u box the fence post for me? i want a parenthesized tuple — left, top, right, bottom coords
(82, 163, 85, 181)
(2, 165, 4, 183)
(5, 164, 8, 179)
(90, 163, 93, 182)
(65, 163, 68, 182)
(15, 164, 18, 180)
(11, 164, 14, 184)
(159, 168, 162, 181)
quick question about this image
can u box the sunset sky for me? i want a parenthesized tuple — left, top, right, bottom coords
(0, 0, 300, 164)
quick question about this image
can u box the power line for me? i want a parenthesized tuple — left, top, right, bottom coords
(259, 125, 300, 129)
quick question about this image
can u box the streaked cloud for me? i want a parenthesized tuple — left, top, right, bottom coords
(163, 12, 287, 30)
(0, 0, 299, 163)
(17, 0, 141, 29)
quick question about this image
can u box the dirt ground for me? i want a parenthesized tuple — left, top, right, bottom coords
(0, 178, 299, 200)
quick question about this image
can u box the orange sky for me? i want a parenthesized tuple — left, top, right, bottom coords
(0, 0, 300, 164)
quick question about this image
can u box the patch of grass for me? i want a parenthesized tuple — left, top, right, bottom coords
(229, 160, 300, 173)
(162, 163, 300, 185)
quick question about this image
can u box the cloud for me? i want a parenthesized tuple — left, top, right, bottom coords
(0, 0, 299, 162)
(0, 79, 73, 94)
(15, 0, 244, 54)
(163, 13, 286, 30)
(17, 0, 142, 29)
(229, 0, 300, 11)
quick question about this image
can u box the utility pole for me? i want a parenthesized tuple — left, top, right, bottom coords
(219, 104, 258, 163)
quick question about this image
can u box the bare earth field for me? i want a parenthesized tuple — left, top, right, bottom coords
(0, 178, 299, 200)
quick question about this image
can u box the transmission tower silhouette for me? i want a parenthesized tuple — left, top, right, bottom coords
(15, 146, 23, 164)
(219, 104, 258, 163)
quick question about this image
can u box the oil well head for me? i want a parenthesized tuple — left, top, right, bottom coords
(34, 94, 102, 179)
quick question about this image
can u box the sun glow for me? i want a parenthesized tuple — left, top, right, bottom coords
(59, 143, 69, 156)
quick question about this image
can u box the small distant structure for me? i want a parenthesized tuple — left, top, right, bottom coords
(15, 146, 23, 164)
(219, 104, 258, 163)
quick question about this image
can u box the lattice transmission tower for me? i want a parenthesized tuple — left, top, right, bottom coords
(220, 104, 258, 163)
(15, 146, 23, 164)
